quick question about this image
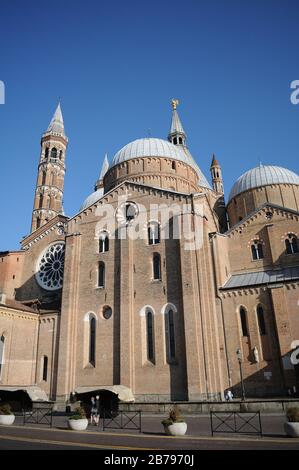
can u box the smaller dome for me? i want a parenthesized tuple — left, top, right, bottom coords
(228, 164, 299, 202)
(80, 188, 104, 211)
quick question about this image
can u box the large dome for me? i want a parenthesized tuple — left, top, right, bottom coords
(228, 164, 299, 202)
(112, 138, 211, 189)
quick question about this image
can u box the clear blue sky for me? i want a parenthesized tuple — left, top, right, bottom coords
(0, 0, 298, 249)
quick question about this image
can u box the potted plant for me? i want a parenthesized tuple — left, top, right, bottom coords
(68, 406, 88, 431)
(161, 405, 187, 436)
(284, 407, 299, 437)
(0, 403, 15, 425)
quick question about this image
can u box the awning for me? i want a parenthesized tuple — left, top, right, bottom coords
(74, 385, 135, 403)
(0, 386, 48, 402)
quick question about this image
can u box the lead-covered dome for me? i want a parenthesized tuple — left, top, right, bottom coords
(80, 187, 103, 211)
(112, 138, 211, 189)
(228, 164, 299, 202)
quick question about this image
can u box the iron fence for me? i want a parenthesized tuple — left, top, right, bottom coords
(102, 410, 142, 433)
(23, 407, 53, 427)
(210, 411, 262, 436)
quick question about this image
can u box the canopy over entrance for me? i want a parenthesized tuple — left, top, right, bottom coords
(74, 385, 134, 403)
(0, 386, 48, 402)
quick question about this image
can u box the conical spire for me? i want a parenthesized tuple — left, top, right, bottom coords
(210, 154, 219, 168)
(99, 153, 109, 180)
(168, 99, 186, 146)
(95, 154, 110, 190)
(45, 102, 65, 136)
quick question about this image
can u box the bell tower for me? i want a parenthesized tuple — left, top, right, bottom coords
(210, 154, 224, 194)
(31, 103, 68, 232)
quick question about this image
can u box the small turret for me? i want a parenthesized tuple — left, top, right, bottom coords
(168, 99, 186, 146)
(210, 154, 224, 194)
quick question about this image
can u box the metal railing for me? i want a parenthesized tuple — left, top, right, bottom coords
(23, 407, 53, 427)
(210, 411, 262, 436)
(102, 411, 142, 433)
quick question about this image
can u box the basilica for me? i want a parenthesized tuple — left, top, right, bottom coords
(0, 101, 299, 408)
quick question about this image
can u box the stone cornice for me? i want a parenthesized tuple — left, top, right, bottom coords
(225, 204, 299, 237)
(21, 215, 68, 250)
(220, 282, 299, 298)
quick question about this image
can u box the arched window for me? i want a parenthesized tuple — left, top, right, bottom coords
(146, 309, 154, 362)
(99, 232, 109, 253)
(257, 305, 266, 335)
(240, 307, 249, 337)
(98, 262, 105, 287)
(59, 150, 63, 160)
(285, 233, 298, 254)
(251, 240, 264, 260)
(172, 161, 176, 170)
(164, 306, 176, 361)
(50, 147, 57, 159)
(42, 355, 48, 381)
(39, 195, 43, 208)
(45, 147, 49, 159)
(153, 253, 161, 280)
(36, 217, 41, 229)
(42, 172, 46, 185)
(89, 317, 96, 365)
(148, 222, 160, 245)
(0, 335, 4, 379)
(173, 137, 177, 145)
(178, 137, 183, 145)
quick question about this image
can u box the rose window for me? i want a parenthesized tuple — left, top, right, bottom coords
(36, 242, 65, 291)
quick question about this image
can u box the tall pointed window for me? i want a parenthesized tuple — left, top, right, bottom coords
(0, 335, 4, 379)
(285, 233, 298, 254)
(50, 147, 57, 159)
(251, 240, 264, 260)
(99, 232, 109, 253)
(146, 309, 154, 362)
(257, 305, 266, 335)
(42, 355, 48, 381)
(98, 262, 105, 287)
(45, 147, 49, 159)
(148, 222, 160, 245)
(153, 253, 161, 280)
(164, 306, 176, 362)
(89, 317, 96, 366)
(240, 307, 249, 337)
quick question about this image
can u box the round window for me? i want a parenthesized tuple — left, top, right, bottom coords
(116, 201, 139, 225)
(35, 242, 65, 291)
(103, 306, 112, 320)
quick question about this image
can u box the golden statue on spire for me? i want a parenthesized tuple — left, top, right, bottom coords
(171, 99, 179, 110)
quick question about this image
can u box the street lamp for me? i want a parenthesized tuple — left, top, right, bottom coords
(236, 348, 246, 401)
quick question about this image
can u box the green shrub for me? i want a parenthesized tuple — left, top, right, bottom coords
(286, 407, 299, 422)
(0, 404, 12, 415)
(69, 406, 86, 420)
(161, 405, 185, 426)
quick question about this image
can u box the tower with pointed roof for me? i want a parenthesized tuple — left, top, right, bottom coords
(31, 103, 68, 232)
(95, 153, 109, 191)
(210, 154, 224, 194)
(168, 99, 186, 146)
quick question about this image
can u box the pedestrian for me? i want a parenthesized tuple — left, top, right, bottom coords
(95, 395, 100, 426)
(90, 396, 98, 425)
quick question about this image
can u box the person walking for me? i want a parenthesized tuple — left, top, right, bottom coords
(90, 396, 98, 425)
